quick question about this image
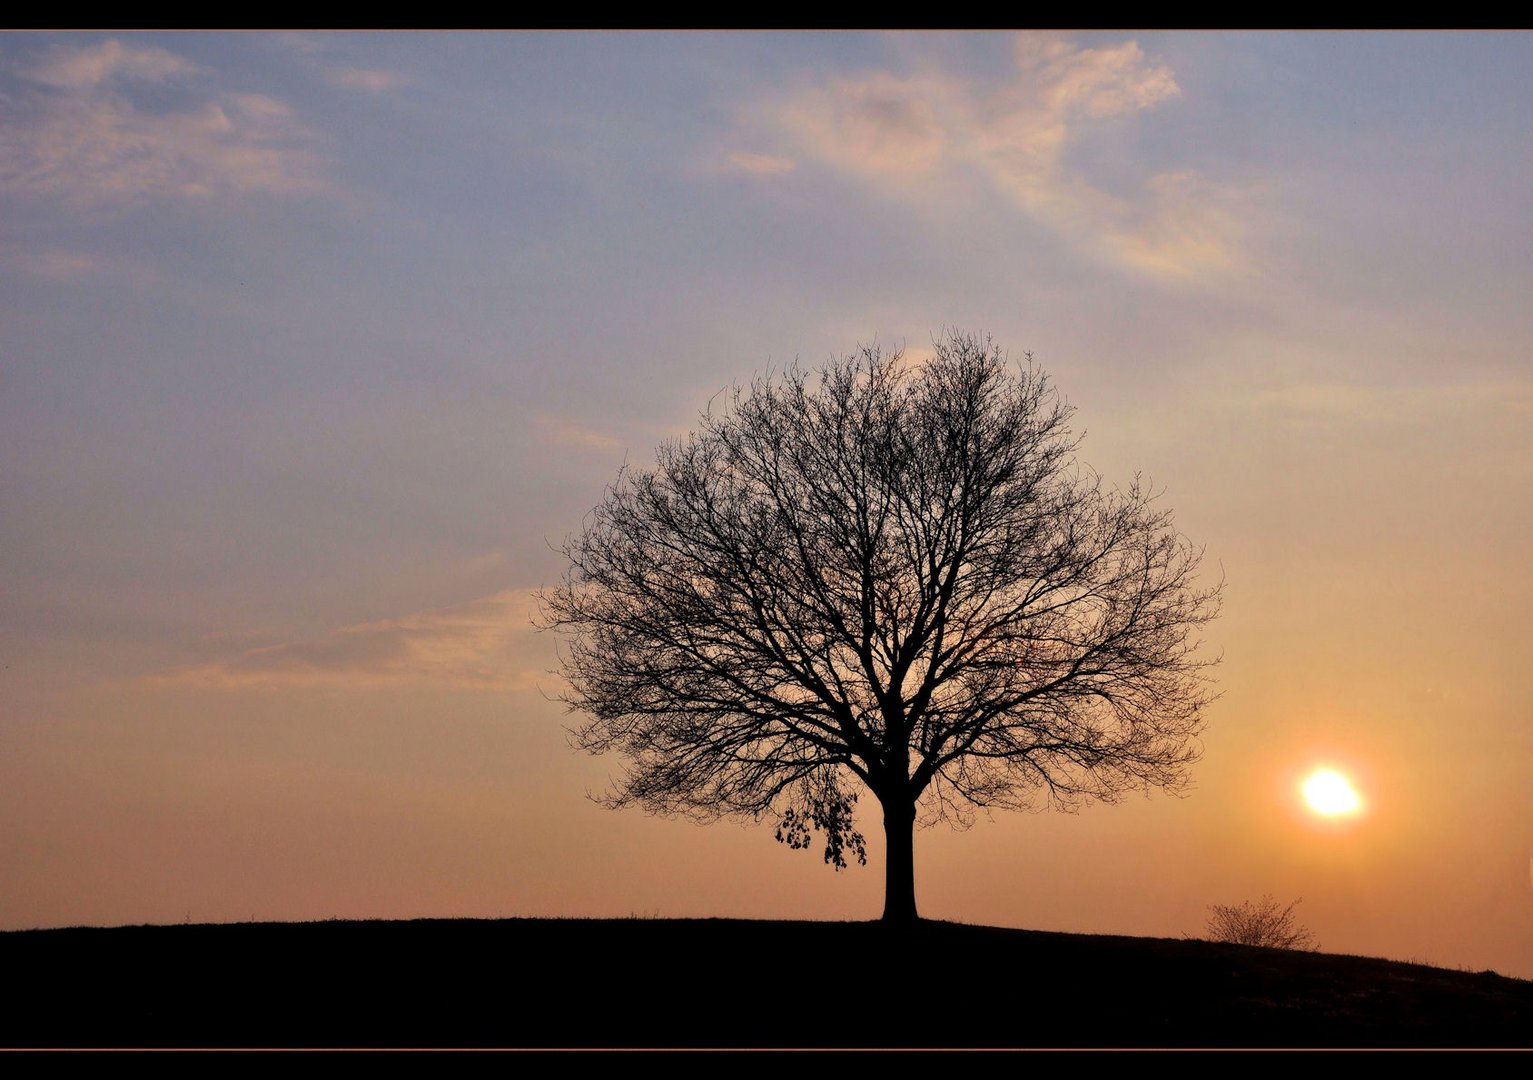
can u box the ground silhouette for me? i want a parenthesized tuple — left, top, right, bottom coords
(3, 918, 1529, 1048)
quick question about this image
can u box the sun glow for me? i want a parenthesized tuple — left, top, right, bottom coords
(1302, 768, 1363, 817)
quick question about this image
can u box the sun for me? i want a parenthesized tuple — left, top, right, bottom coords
(1301, 768, 1363, 817)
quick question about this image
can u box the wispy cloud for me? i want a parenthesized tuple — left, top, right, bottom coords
(24, 38, 203, 89)
(743, 35, 1250, 283)
(0, 39, 325, 205)
(1103, 171, 1249, 281)
(269, 33, 326, 58)
(1017, 36, 1178, 118)
(1252, 379, 1533, 425)
(154, 590, 551, 691)
(272, 34, 405, 94)
(723, 151, 796, 176)
(325, 66, 405, 93)
(532, 413, 622, 453)
(1, 247, 107, 279)
(777, 71, 954, 181)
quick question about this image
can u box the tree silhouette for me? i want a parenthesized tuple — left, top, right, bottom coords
(542, 332, 1220, 922)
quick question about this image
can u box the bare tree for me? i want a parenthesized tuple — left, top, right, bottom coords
(541, 332, 1221, 923)
(1204, 896, 1318, 951)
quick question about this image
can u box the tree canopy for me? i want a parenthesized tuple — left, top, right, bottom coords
(542, 332, 1221, 921)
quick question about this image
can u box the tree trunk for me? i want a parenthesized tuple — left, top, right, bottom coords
(880, 798, 918, 924)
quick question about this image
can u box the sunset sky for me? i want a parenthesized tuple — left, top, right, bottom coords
(4, 32, 1529, 979)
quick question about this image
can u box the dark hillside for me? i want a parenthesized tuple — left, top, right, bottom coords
(3, 918, 1528, 1048)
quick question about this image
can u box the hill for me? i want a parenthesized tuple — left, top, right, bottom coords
(3, 918, 1529, 1049)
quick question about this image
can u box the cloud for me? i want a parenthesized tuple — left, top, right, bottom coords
(724, 151, 796, 176)
(0, 39, 325, 205)
(272, 35, 405, 94)
(747, 35, 1248, 283)
(533, 413, 622, 453)
(270, 33, 327, 57)
(1253, 379, 1533, 424)
(326, 67, 405, 93)
(154, 590, 552, 691)
(777, 72, 955, 180)
(1015, 36, 1178, 119)
(1104, 171, 1248, 281)
(1, 247, 106, 279)
(24, 39, 203, 89)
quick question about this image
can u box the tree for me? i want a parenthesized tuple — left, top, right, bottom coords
(1204, 896, 1318, 950)
(541, 332, 1220, 923)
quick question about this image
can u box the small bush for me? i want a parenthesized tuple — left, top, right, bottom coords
(1204, 895, 1317, 950)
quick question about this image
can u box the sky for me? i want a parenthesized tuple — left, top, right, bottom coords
(3, 31, 1530, 979)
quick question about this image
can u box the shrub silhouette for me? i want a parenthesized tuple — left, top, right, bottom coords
(1205, 896, 1318, 950)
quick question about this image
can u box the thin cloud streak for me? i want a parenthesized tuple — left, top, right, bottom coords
(724, 151, 796, 176)
(1, 247, 107, 279)
(326, 67, 405, 93)
(532, 413, 623, 454)
(1248, 379, 1533, 425)
(155, 590, 551, 691)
